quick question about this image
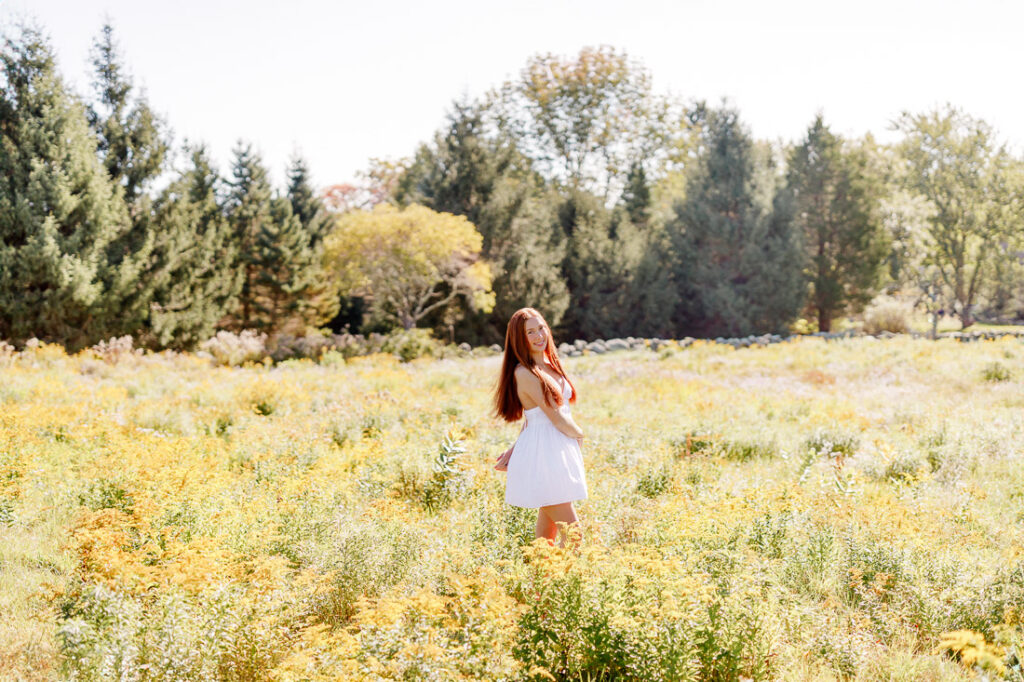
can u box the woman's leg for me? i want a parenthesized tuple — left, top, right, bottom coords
(538, 502, 579, 547)
(535, 510, 556, 542)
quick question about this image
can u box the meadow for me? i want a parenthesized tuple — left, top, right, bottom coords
(2, 336, 1023, 681)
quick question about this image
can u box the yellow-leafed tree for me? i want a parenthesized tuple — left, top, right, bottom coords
(325, 204, 495, 330)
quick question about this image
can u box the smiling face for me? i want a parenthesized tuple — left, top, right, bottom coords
(524, 317, 548, 354)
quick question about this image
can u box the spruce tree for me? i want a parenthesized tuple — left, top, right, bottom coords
(223, 142, 274, 330)
(784, 116, 886, 331)
(398, 102, 569, 340)
(0, 26, 134, 349)
(87, 22, 171, 340)
(668, 105, 802, 337)
(146, 146, 243, 348)
(285, 155, 339, 327)
(88, 23, 167, 204)
(286, 155, 331, 247)
(224, 143, 328, 333)
(621, 161, 651, 229)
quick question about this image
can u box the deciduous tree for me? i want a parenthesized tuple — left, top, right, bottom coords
(325, 204, 494, 330)
(896, 106, 1020, 327)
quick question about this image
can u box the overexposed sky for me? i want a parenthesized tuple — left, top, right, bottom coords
(2, 0, 1022, 190)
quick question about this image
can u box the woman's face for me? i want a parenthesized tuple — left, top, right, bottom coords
(523, 317, 548, 353)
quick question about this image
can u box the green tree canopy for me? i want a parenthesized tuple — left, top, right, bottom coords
(0, 26, 138, 349)
(87, 22, 168, 204)
(785, 116, 887, 331)
(145, 146, 243, 348)
(668, 104, 802, 337)
(325, 204, 495, 330)
(896, 105, 1020, 327)
(495, 45, 680, 200)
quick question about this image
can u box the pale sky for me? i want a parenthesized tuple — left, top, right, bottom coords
(2, 0, 1022, 191)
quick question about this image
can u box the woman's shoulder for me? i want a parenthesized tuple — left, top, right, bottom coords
(513, 364, 538, 384)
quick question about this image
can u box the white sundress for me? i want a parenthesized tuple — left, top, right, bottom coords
(505, 374, 588, 509)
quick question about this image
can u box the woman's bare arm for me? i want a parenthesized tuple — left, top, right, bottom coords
(514, 367, 584, 440)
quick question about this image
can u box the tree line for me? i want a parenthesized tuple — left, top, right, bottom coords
(2, 25, 1023, 350)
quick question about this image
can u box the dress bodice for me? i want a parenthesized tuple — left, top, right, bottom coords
(524, 374, 572, 424)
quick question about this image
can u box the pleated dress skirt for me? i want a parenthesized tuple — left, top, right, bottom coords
(505, 380, 588, 509)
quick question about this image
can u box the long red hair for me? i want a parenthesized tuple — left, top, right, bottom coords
(494, 308, 576, 422)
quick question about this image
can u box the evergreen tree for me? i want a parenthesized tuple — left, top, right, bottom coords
(285, 154, 340, 327)
(784, 116, 886, 331)
(621, 161, 651, 229)
(224, 143, 328, 333)
(398, 102, 569, 341)
(146, 146, 243, 348)
(286, 155, 331, 247)
(0, 26, 135, 349)
(224, 143, 276, 330)
(88, 23, 167, 204)
(397, 100, 517, 241)
(481, 178, 570, 332)
(668, 105, 802, 337)
(86, 22, 172, 340)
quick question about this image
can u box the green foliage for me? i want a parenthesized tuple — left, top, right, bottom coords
(982, 361, 1012, 382)
(784, 116, 888, 331)
(87, 23, 168, 204)
(636, 464, 673, 498)
(421, 431, 471, 512)
(145, 146, 243, 349)
(397, 102, 570, 340)
(223, 143, 324, 334)
(285, 155, 339, 326)
(668, 104, 803, 337)
(78, 479, 135, 514)
(0, 27, 138, 349)
(804, 428, 860, 457)
(497, 46, 680, 200)
(896, 105, 1023, 328)
(326, 203, 494, 331)
(381, 327, 440, 362)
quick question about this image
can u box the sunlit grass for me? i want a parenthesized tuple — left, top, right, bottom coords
(1, 337, 1023, 680)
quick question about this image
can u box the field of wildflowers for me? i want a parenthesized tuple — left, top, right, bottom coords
(2, 336, 1023, 680)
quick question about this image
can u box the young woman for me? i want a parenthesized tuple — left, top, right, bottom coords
(494, 308, 587, 545)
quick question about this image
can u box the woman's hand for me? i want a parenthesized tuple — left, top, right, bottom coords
(494, 446, 513, 472)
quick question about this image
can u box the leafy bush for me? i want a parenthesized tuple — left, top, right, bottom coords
(381, 328, 440, 362)
(862, 295, 912, 334)
(422, 432, 473, 512)
(636, 464, 673, 498)
(722, 437, 776, 462)
(804, 428, 860, 458)
(982, 361, 1012, 382)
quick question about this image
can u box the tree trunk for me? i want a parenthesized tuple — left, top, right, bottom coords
(818, 307, 831, 333)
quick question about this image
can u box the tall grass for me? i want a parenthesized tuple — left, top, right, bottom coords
(1, 337, 1023, 679)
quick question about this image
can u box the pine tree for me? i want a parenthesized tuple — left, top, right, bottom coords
(286, 155, 331, 248)
(86, 22, 171, 340)
(0, 26, 135, 349)
(668, 105, 802, 337)
(88, 23, 167, 204)
(285, 155, 339, 326)
(397, 102, 569, 341)
(224, 143, 329, 333)
(223, 142, 274, 330)
(621, 161, 651, 229)
(784, 116, 887, 331)
(146, 146, 243, 348)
